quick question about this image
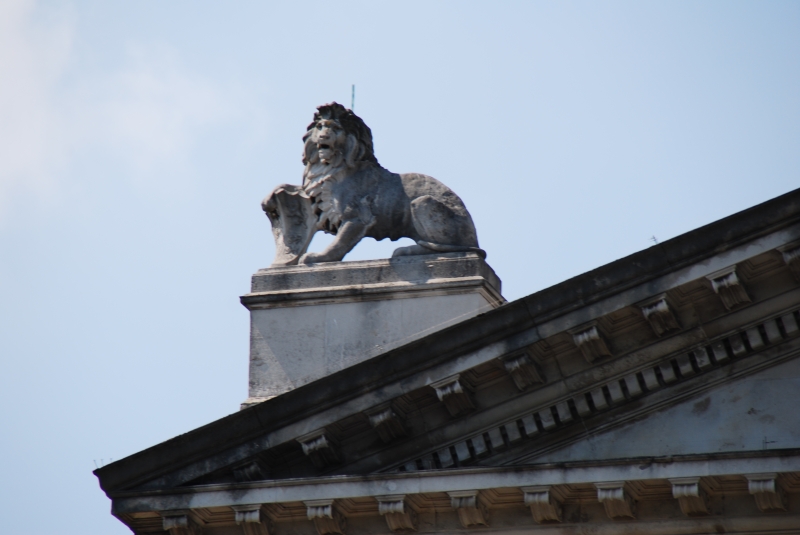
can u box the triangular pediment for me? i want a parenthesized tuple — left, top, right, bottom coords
(94, 190, 800, 501)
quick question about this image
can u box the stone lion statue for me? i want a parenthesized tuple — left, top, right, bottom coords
(262, 102, 483, 266)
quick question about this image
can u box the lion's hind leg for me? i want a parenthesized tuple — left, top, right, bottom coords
(399, 195, 485, 258)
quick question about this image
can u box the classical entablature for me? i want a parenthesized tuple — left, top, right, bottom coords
(96, 188, 800, 535)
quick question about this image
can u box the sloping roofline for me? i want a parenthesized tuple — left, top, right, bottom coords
(95, 188, 800, 494)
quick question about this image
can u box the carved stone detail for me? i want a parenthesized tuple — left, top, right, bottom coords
(706, 266, 751, 310)
(668, 477, 709, 516)
(376, 495, 418, 532)
(161, 512, 200, 535)
(297, 429, 340, 468)
(745, 473, 787, 512)
(233, 505, 271, 535)
(595, 482, 635, 520)
(778, 244, 800, 282)
(305, 499, 346, 535)
(233, 461, 268, 482)
(521, 486, 562, 523)
(447, 490, 489, 528)
(430, 375, 475, 417)
(262, 103, 484, 266)
(568, 323, 612, 363)
(365, 403, 407, 443)
(501, 352, 543, 391)
(639, 294, 680, 336)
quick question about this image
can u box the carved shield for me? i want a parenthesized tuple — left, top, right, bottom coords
(262, 185, 317, 266)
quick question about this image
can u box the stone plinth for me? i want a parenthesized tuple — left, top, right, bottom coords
(240, 252, 504, 407)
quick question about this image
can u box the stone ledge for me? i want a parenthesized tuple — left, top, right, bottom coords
(248, 252, 501, 295)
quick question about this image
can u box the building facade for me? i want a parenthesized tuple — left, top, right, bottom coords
(96, 189, 800, 535)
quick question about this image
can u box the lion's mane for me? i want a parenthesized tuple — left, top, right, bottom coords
(302, 103, 378, 182)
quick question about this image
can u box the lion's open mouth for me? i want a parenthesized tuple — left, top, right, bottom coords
(319, 143, 331, 150)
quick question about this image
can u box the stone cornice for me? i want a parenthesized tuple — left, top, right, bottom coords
(108, 450, 800, 510)
(94, 189, 800, 495)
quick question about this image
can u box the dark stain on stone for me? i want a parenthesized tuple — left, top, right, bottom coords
(715, 524, 726, 534)
(692, 397, 711, 414)
(747, 407, 761, 415)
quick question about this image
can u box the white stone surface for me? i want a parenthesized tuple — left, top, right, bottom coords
(241, 253, 503, 403)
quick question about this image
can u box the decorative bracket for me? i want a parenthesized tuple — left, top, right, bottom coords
(233, 460, 268, 482)
(233, 505, 272, 535)
(297, 429, 340, 469)
(447, 490, 489, 528)
(376, 495, 418, 532)
(706, 266, 751, 310)
(568, 322, 612, 363)
(161, 512, 200, 535)
(595, 482, 635, 520)
(430, 375, 475, 417)
(778, 243, 800, 282)
(668, 477, 709, 516)
(305, 499, 346, 535)
(500, 351, 543, 391)
(745, 473, 786, 512)
(521, 486, 562, 523)
(639, 294, 680, 336)
(365, 403, 407, 443)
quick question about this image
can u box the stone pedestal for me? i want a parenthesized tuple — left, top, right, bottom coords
(240, 252, 504, 407)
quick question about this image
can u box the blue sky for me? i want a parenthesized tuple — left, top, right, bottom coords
(0, 1, 798, 533)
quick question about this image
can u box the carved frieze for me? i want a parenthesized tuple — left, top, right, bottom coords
(668, 477, 709, 516)
(706, 266, 751, 310)
(595, 482, 635, 519)
(297, 429, 340, 468)
(448, 490, 489, 528)
(305, 499, 346, 535)
(500, 351, 543, 391)
(521, 486, 562, 523)
(233, 505, 272, 535)
(745, 473, 786, 512)
(376, 495, 418, 532)
(430, 375, 475, 417)
(638, 294, 680, 336)
(568, 322, 612, 363)
(365, 403, 407, 443)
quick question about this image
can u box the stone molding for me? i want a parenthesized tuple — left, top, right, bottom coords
(594, 482, 636, 520)
(364, 403, 407, 443)
(668, 477, 709, 516)
(305, 499, 346, 535)
(706, 266, 751, 310)
(638, 294, 681, 336)
(568, 322, 612, 363)
(500, 351, 543, 391)
(161, 511, 200, 535)
(745, 473, 787, 512)
(521, 486, 562, 523)
(778, 243, 800, 282)
(297, 430, 340, 468)
(233, 505, 271, 535)
(430, 375, 475, 417)
(447, 490, 489, 528)
(376, 495, 418, 532)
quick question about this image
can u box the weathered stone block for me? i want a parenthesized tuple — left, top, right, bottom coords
(241, 253, 503, 404)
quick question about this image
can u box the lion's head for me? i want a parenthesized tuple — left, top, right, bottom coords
(302, 103, 378, 175)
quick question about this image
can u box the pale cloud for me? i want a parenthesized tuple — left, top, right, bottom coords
(0, 0, 246, 218)
(0, 0, 73, 208)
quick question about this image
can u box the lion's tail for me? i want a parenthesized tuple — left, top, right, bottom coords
(415, 240, 487, 259)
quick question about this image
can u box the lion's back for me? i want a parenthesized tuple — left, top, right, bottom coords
(400, 173, 470, 217)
